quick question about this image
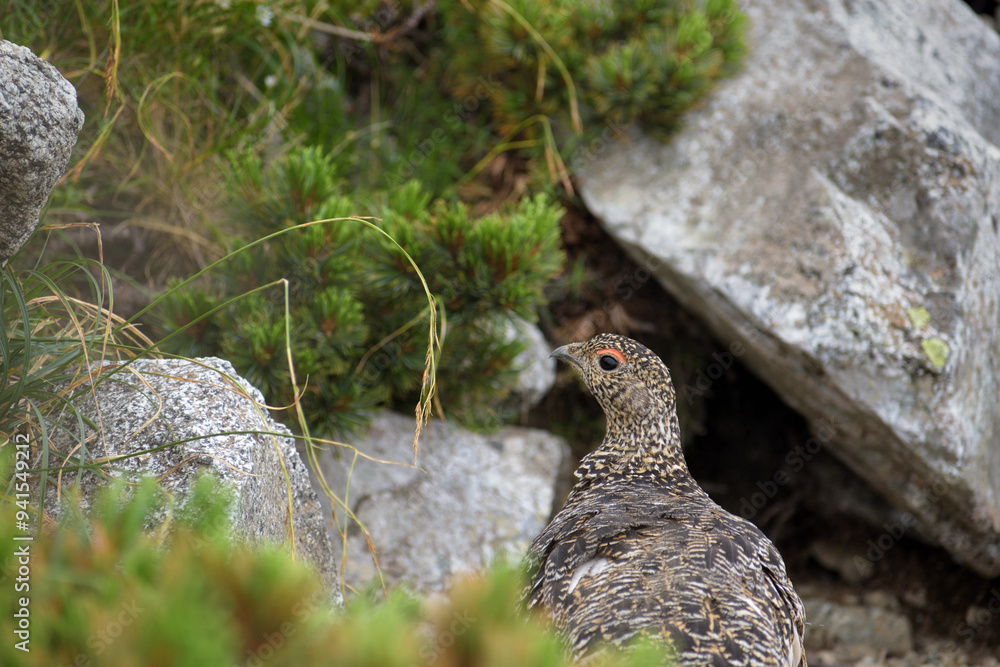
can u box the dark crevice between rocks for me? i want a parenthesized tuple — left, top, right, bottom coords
(531, 204, 1000, 658)
(966, 0, 999, 16)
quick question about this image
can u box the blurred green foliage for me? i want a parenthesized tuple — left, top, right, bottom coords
(0, 0, 312, 221)
(0, 465, 672, 666)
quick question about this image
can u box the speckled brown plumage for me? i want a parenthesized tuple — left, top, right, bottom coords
(527, 334, 806, 666)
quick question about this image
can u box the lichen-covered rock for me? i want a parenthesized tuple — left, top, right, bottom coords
(35, 357, 341, 603)
(313, 411, 569, 593)
(578, 0, 1000, 575)
(0, 40, 84, 262)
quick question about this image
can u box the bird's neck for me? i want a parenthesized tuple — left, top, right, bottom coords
(577, 411, 696, 487)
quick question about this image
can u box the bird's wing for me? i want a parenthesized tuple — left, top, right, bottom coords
(758, 541, 807, 667)
(528, 494, 806, 666)
(689, 508, 808, 667)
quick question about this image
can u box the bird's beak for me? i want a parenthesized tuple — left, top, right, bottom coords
(550, 343, 583, 371)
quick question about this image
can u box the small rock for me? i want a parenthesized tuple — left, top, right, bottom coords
(504, 315, 557, 408)
(965, 604, 990, 627)
(809, 538, 875, 584)
(863, 590, 901, 612)
(804, 595, 914, 658)
(901, 585, 928, 609)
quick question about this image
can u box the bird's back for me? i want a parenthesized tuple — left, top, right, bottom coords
(528, 476, 806, 666)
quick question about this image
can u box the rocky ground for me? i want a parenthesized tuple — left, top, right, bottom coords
(531, 206, 1000, 666)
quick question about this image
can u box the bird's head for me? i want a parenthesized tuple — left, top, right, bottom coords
(550, 334, 679, 438)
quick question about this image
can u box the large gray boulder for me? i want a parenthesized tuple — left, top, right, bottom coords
(578, 0, 1000, 575)
(35, 357, 341, 602)
(313, 411, 570, 593)
(0, 40, 84, 262)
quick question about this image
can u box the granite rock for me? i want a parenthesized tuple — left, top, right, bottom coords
(0, 40, 84, 261)
(34, 357, 341, 602)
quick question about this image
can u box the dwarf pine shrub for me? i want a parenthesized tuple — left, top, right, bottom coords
(439, 0, 746, 143)
(161, 146, 565, 435)
(312, 0, 747, 186)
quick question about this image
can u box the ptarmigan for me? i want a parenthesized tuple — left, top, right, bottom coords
(527, 334, 806, 666)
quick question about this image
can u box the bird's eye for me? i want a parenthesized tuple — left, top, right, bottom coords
(598, 354, 620, 371)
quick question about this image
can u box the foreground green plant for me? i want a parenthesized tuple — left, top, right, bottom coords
(0, 468, 670, 666)
(0, 472, 334, 667)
